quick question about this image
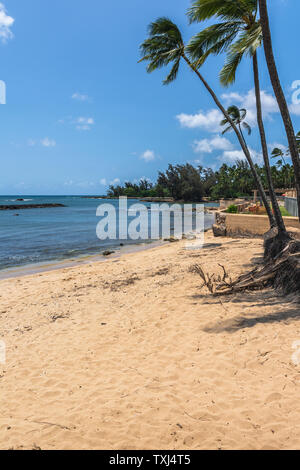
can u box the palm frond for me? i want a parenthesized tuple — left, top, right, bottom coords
(163, 58, 181, 85)
(221, 124, 233, 135)
(188, 0, 257, 23)
(220, 117, 229, 126)
(219, 48, 244, 86)
(187, 21, 242, 61)
(239, 108, 247, 120)
(139, 18, 184, 85)
(271, 148, 284, 159)
(242, 121, 252, 135)
(230, 23, 262, 56)
(148, 17, 183, 44)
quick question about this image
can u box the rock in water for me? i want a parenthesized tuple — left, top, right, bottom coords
(0, 203, 66, 211)
(102, 250, 115, 256)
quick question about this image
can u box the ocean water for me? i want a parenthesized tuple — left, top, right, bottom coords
(0, 196, 217, 271)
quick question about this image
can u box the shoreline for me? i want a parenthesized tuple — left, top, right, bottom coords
(0, 196, 216, 277)
(0, 239, 167, 281)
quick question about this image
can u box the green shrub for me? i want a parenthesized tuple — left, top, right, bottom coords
(226, 204, 238, 213)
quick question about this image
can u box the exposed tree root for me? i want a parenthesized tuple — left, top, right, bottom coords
(263, 228, 293, 261)
(191, 235, 300, 299)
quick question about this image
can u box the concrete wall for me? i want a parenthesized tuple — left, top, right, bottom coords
(222, 213, 300, 236)
(285, 197, 298, 218)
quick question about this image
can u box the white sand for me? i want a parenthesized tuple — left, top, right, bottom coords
(0, 232, 299, 450)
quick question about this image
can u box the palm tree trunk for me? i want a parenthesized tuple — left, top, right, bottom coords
(253, 52, 286, 233)
(182, 54, 276, 227)
(258, 0, 300, 222)
(238, 123, 248, 150)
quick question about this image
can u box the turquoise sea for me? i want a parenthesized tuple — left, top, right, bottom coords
(0, 196, 217, 271)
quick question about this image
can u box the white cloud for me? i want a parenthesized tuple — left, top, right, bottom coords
(178, 88, 300, 137)
(220, 147, 263, 165)
(100, 178, 107, 186)
(77, 181, 95, 188)
(177, 109, 223, 132)
(63, 180, 97, 188)
(221, 89, 279, 125)
(76, 117, 95, 131)
(0, 3, 14, 43)
(219, 92, 242, 103)
(140, 149, 156, 162)
(41, 137, 56, 147)
(289, 103, 300, 116)
(132, 176, 153, 185)
(220, 82, 300, 117)
(72, 92, 89, 102)
(58, 115, 95, 130)
(193, 135, 233, 154)
(27, 139, 36, 147)
(64, 179, 74, 186)
(221, 149, 245, 162)
(268, 142, 287, 153)
(110, 178, 120, 185)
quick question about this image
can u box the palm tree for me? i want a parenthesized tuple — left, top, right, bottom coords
(271, 148, 287, 167)
(271, 148, 292, 188)
(139, 17, 274, 224)
(258, 0, 300, 222)
(220, 106, 251, 144)
(187, 0, 285, 233)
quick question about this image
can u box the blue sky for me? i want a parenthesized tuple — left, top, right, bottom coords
(1, 0, 300, 195)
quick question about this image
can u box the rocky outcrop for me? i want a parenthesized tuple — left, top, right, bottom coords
(215, 212, 226, 225)
(0, 204, 66, 211)
(212, 212, 227, 237)
(212, 223, 227, 237)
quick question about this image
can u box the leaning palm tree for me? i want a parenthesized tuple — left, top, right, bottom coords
(272, 131, 300, 163)
(258, 0, 300, 222)
(187, 0, 286, 234)
(139, 17, 274, 223)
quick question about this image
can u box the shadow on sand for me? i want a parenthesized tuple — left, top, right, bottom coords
(190, 286, 299, 334)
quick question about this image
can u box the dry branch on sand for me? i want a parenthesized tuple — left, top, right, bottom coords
(190, 264, 232, 294)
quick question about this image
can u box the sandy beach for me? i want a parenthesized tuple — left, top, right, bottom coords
(0, 231, 299, 450)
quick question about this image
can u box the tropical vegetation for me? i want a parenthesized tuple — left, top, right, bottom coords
(107, 160, 295, 202)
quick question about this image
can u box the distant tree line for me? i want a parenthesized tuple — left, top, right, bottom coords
(107, 160, 295, 202)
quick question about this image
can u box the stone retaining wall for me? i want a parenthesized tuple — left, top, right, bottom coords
(213, 212, 300, 237)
